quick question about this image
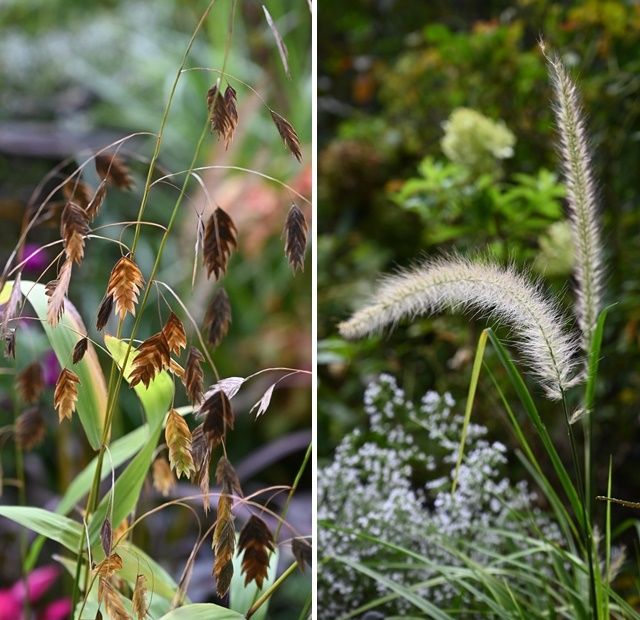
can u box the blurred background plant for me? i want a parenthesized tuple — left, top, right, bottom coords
(0, 0, 311, 617)
(319, 0, 640, 613)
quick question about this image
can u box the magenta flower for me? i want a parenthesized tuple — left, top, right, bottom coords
(0, 566, 70, 620)
(38, 598, 72, 620)
(0, 589, 21, 620)
(41, 351, 61, 388)
(22, 244, 49, 273)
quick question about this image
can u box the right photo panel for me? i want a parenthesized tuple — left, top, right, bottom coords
(318, 3, 640, 618)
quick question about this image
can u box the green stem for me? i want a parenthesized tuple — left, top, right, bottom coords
(245, 561, 298, 619)
(561, 392, 596, 619)
(274, 442, 311, 541)
(71, 1, 218, 610)
(128, 0, 218, 258)
(584, 404, 593, 540)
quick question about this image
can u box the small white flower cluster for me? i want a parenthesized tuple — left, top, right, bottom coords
(318, 374, 561, 618)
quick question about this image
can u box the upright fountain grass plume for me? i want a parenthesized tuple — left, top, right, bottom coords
(542, 40, 603, 352)
(339, 256, 580, 399)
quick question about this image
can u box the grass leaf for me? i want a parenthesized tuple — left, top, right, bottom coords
(335, 556, 450, 619)
(451, 328, 488, 493)
(0, 506, 81, 552)
(18, 280, 107, 449)
(158, 603, 245, 619)
(487, 329, 583, 522)
(88, 335, 174, 543)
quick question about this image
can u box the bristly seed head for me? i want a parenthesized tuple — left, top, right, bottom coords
(339, 256, 581, 400)
(542, 40, 604, 354)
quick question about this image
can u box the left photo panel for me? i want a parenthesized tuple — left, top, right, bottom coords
(0, 1, 312, 619)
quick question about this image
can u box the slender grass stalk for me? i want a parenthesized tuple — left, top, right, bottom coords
(128, 1, 219, 257)
(560, 389, 598, 618)
(72, 1, 220, 610)
(274, 442, 311, 541)
(13, 415, 30, 619)
(604, 457, 613, 619)
(451, 329, 487, 494)
(245, 561, 299, 619)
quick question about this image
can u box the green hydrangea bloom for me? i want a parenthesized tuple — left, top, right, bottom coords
(534, 220, 575, 276)
(441, 107, 516, 175)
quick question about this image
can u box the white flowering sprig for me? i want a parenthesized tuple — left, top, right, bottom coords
(318, 375, 561, 618)
(541, 40, 603, 353)
(339, 256, 580, 400)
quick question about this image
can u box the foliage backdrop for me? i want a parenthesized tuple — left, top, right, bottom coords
(318, 0, 640, 537)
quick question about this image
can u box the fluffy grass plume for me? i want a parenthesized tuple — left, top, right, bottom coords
(339, 256, 579, 399)
(542, 40, 603, 352)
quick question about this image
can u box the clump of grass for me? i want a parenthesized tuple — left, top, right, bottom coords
(334, 42, 633, 619)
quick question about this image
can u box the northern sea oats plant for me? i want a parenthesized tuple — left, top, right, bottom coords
(331, 42, 635, 619)
(0, 2, 311, 619)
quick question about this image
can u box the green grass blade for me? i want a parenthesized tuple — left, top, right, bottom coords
(87, 335, 174, 544)
(117, 541, 183, 603)
(57, 543, 181, 616)
(333, 556, 451, 619)
(87, 428, 161, 543)
(583, 305, 611, 525)
(24, 424, 150, 571)
(484, 364, 579, 543)
(157, 604, 245, 619)
(0, 506, 82, 552)
(451, 328, 488, 493)
(18, 280, 107, 449)
(604, 456, 613, 619)
(486, 329, 583, 523)
(58, 424, 151, 516)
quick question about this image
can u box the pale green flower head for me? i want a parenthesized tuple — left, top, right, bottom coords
(440, 107, 516, 175)
(534, 220, 575, 276)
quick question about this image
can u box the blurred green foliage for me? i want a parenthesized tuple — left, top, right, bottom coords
(318, 0, 640, 534)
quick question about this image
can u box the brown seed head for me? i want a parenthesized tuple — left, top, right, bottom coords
(238, 515, 275, 589)
(203, 208, 237, 280)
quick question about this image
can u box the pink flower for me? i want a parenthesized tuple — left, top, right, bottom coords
(22, 244, 49, 273)
(10, 566, 59, 604)
(41, 351, 61, 388)
(0, 590, 21, 620)
(38, 598, 72, 620)
(0, 566, 70, 620)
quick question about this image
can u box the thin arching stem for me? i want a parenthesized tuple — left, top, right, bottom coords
(73, 0, 220, 608)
